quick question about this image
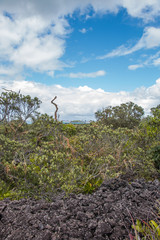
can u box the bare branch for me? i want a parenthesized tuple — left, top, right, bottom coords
(2, 88, 21, 94)
(51, 96, 58, 121)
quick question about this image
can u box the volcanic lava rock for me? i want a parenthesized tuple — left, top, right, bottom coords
(0, 178, 159, 239)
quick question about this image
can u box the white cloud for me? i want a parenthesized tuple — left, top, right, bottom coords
(79, 28, 87, 34)
(10, 34, 65, 71)
(122, 0, 160, 21)
(128, 50, 160, 70)
(47, 71, 55, 77)
(79, 27, 92, 34)
(1, 0, 160, 21)
(98, 45, 134, 59)
(1, 78, 160, 120)
(153, 58, 160, 66)
(81, 57, 91, 63)
(135, 27, 160, 49)
(59, 70, 106, 78)
(0, 13, 70, 76)
(128, 64, 143, 70)
(0, 65, 20, 76)
(147, 78, 160, 97)
(99, 27, 160, 59)
(0, 1, 160, 78)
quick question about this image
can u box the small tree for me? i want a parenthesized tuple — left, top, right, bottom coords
(95, 102, 144, 129)
(0, 89, 41, 134)
(151, 104, 160, 118)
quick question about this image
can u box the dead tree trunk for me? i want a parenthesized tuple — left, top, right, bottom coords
(51, 96, 58, 121)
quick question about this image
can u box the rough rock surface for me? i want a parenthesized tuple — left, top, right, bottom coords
(0, 178, 160, 240)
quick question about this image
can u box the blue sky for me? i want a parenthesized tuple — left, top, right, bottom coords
(0, 1, 160, 120)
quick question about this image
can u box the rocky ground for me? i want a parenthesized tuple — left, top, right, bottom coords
(0, 178, 160, 240)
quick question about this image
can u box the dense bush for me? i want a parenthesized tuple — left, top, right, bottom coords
(0, 90, 159, 200)
(95, 101, 144, 129)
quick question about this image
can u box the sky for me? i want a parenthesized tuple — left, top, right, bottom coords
(0, 0, 160, 120)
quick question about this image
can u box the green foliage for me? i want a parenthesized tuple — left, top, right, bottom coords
(0, 89, 41, 139)
(0, 90, 159, 200)
(131, 200, 160, 240)
(0, 90, 41, 123)
(62, 124, 77, 136)
(79, 177, 103, 194)
(151, 104, 160, 118)
(132, 218, 160, 239)
(95, 101, 144, 129)
(0, 180, 22, 200)
(150, 146, 160, 170)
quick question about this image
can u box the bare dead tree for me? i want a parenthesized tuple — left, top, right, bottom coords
(51, 96, 58, 121)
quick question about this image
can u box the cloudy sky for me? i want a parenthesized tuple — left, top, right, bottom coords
(0, 0, 160, 120)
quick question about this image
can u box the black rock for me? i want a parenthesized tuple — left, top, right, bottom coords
(0, 177, 159, 240)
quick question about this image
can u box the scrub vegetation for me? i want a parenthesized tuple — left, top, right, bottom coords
(0, 89, 160, 239)
(0, 89, 160, 199)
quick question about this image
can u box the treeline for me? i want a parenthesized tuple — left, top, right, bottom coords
(0, 90, 160, 200)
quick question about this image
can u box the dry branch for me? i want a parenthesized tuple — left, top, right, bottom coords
(51, 96, 58, 121)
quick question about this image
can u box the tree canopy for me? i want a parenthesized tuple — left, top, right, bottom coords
(0, 89, 41, 134)
(95, 102, 144, 129)
(0, 90, 41, 122)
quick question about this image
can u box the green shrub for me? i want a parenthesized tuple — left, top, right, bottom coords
(150, 145, 160, 170)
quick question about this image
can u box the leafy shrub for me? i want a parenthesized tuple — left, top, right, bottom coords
(131, 201, 160, 240)
(62, 123, 77, 136)
(150, 145, 160, 170)
(132, 218, 160, 239)
(0, 91, 159, 200)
